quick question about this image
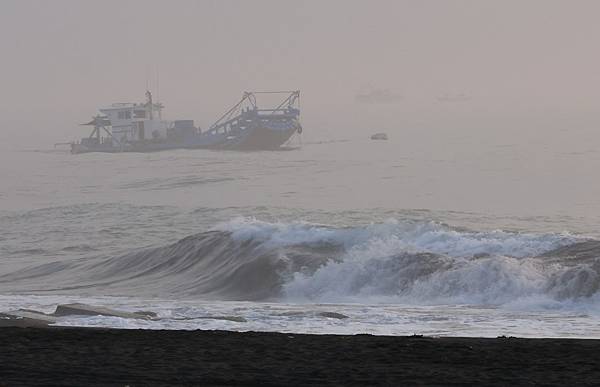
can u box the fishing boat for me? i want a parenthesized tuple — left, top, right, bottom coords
(70, 90, 302, 154)
(370, 133, 388, 140)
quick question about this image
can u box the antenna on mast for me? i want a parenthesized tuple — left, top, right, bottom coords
(156, 66, 162, 120)
(145, 70, 149, 92)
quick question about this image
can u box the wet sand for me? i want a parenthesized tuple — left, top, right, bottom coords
(1, 328, 599, 386)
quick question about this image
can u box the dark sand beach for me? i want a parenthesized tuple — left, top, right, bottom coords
(1, 328, 599, 386)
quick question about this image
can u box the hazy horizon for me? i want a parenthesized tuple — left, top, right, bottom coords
(4, 0, 600, 349)
(2, 0, 600, 148)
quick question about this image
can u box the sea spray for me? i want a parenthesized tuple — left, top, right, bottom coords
(1, 218, 597, 309)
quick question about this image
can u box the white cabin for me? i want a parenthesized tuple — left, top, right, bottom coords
(99, 91, 169, 144)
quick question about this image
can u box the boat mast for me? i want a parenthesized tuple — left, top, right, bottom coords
(146, 90, 154, 120)
(156, 69, 162, 120)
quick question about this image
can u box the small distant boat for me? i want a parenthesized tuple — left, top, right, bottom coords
(69, 90, 302, 154)
(370, 133, 388, 140)
(355, 88, 402, 104)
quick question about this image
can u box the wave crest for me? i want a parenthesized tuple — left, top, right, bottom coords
(2, 218, 598, 308)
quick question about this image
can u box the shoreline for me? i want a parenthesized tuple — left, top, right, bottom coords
(1, 327, 599, 386)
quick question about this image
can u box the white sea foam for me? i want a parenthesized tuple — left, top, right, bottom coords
(215, 218, 596, 308)
(2, 294, 600, 338)
(217, 217, 577, 257)
(0, 218, 595, 313)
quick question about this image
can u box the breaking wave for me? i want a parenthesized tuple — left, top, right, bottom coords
(1, 218, 599, 309)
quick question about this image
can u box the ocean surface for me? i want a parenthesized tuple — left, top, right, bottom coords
(2, 132, 600, 338)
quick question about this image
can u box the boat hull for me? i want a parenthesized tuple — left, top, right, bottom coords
(71, 122, 300, 154)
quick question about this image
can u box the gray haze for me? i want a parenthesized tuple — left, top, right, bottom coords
(4, 1, 600, 338)
(2, 0, 600, 147)
(2, 0, 600, 221)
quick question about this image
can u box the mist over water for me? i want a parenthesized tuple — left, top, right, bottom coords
(2, 1, 600, 337)
(2, 140, 600, 337)
(4, 130, 600, 227)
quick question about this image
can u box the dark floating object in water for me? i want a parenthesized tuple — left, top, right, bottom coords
(370, 133, 388, 140)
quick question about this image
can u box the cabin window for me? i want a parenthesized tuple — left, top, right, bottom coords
(117, 111, 132, 119)
(134, 110, 146, 119)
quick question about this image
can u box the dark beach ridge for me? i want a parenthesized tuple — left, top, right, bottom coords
(1, 327, 599, 386)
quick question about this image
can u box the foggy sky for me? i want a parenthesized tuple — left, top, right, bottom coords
(2, 0, 600, 147)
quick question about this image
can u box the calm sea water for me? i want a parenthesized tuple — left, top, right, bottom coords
(1, 132, 600, 337)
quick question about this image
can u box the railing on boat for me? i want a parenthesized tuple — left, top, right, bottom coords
(207, 91, 300, 135)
